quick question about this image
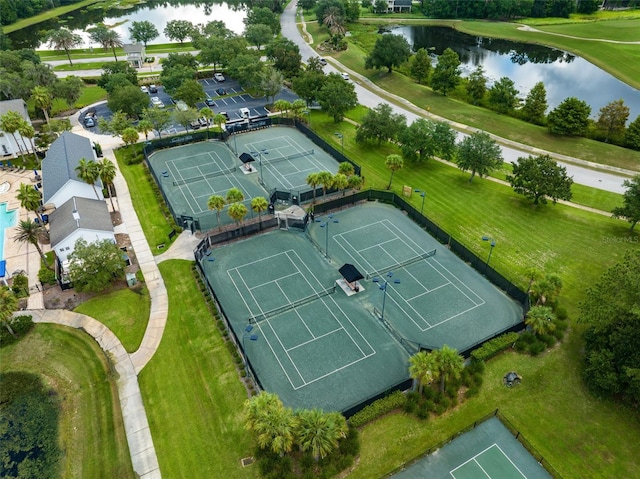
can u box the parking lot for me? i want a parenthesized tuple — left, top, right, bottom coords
(81, 75, 299, 136)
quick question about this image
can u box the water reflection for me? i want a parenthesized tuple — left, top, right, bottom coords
(391, 26, 639, 120)
(8, 1, 246, 50)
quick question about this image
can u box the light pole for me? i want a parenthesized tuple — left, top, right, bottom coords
(316, 214, 339, 258)
(372, 272, 401, 322)
(303, 109, 311, 127)
(242, 324, 259, 368)
(334, 132, 344, 156)
(251, 149, 268, 185)
(414, 189, 426, 216)
(481, 236, 496, 275)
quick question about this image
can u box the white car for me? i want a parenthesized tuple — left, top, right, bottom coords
(214, 73, 225, 82)
(340, 72, 350, 81)
(140, 86, 149, 94)
(151, 97, 164, 108)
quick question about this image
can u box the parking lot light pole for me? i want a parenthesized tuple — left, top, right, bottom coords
(481, 236, 496, 275)
(334, 133, 344, 155)
(414, 189, 426, 216)
(372, 272, 401, 322)
(316, 214, 339, 258)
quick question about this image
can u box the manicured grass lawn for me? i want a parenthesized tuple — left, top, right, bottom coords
(74, 288, 150, 353)
(0, 324, 134, 478)
(53, 61, 110, 71)
(2, 0, 100, 33)
(114, 146, 178, 253)
(139, 261, 257, 478)
(75, 84, 108, 108)
(352, 332, 640, 478)
(535, 19, 640, 42)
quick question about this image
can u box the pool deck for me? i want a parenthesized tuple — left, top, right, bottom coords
(0, 168, 45, 309)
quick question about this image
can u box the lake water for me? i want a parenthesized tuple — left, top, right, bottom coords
(391, 26, 640, 121)
(8, 1, 246, 50)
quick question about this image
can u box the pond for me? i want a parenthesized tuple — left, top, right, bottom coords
(7, 0, 247, 50)
(391, 26, 640, 121)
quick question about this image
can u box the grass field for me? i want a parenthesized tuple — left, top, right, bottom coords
(75, 84, 108, 108)
(74, 288, 150, 353)
(0, 324, 134, 478)
(534, 18, 640, 41)
(2, 0, 100, 33)
(139, 261, 258, 478)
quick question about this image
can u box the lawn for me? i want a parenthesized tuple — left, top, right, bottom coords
(74, 288, 150, 353)
(534, 18, 640, 42)
(138, 260, 258, 478)
(2, 0, 101, 33)
(0, 324, 134, 478)
(351, 331, 640, 478)
(75, 84, 108, 108)
(114, 145, 179, 252)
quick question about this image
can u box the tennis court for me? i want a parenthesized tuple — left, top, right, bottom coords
(232, 127, 340, 191)
(391, 416, 552, 479)
(307, 203, 523, 352)
(147, 140, 267, 230)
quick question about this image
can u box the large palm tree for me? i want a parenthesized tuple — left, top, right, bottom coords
(338, 161, 355, 177)
(207, 195, 225, 229)
(228, 202, 248, 226)
(137, 119, 154, 141)
(531, 273, 563, 306)
(101, 29, 123, 61)
(306, 172, 320, 204)
(0, 111, 26, 161)
(347, 174, 363, 192)
(18, 121, 36, 155)
(47, 28, 83, 66)
(385, 154, 404, 190)
(525, 305, 556, 336)
(98, 158, 117, 211)
(244, 392, 297, 456)
(409, 350, 437, 395)
(333, 173, 348, 196)
(226, 187, 244, 204)
(316, 171, 333, 199)
(14, 219, 50, 268)
(75, 158, 101, 199)
(16, 183, 43, 222)
(435, 345, 464, 393)
(251, 196, 269, 230)
(0, 287, 19, 336)
(31, 86, 52, 125)
(296, 409, 347, 460)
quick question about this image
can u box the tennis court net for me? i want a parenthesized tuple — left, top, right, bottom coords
(366, 248, 437, 279)
(262, 149, 314, 165)
(173, 167, 237, 186)
(250, 285, 335, 323)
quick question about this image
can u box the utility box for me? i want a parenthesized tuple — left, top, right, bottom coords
(126, 273, 137, 287)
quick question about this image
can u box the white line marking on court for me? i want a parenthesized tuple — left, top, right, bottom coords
(494, 444, 528, 478)
(450, 444, 497, 477)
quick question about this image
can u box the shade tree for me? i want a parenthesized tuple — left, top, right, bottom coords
(244, 23, 273, 50)
(409, 48, 431, 85)
(67, 239, 126, 293)
(466, 65, 487, 105)
(430, 47, 461, 96)
(128, 20, 159, 47)
(164, 20, 196, 44)
(507, 154, 573, 205)
(547, 96, 591, 136)
(456, 131, 503, 182)
(399, 118, 457, 163)
(596, 99, 629, 143)
(612, 175, 640, 232)
(365, 34, 411, 73)
(487, 76, 520, 114)
(265, 37, 302, 78)
(521, 81, 547, 125)
(355, 102, 406, 145)
(316, 73, 357, 123)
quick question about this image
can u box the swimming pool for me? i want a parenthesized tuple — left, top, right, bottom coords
(1, 202, 19, 261)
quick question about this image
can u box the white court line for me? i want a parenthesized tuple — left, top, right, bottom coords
(494, 444, 528, 479)
(450, 444, 497, 477)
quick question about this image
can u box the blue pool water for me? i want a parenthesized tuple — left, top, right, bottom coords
(0, 202, 19, 261)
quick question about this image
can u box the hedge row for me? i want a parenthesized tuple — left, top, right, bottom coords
(470, 332, 519, 362)
(349, 390, 407, 428)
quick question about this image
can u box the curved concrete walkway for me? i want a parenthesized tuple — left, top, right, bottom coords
(23, 119, 169, 479)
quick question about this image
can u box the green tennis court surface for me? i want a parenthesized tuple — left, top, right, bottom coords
(392, 417, 552, 479)
(202, 203, 522, 412)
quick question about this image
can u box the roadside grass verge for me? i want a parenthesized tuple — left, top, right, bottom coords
(312, 112, 632, 313)
(139, 260, 257, 478)
(114, 145, 178, 253)
(53, 61, 110, 71)
(74, 288, 150, 353)
(351, 332, 640, 478)
(0, 324, 134, 478)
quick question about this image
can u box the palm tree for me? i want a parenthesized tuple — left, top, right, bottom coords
(47, 28, 83, 66)
(199, 107, 213, 133)
(525, 305, 556, 336)
(16, 183, 43, 222)
(18, 121, 36, 155)
(14, 219, 50, 268)
(316, 171, 333, 198)
(338, 161, 355, 177)
(531, 273, 563, 306)
(225, 187, 244, 204)
(32, 86, 52, 125)
(213, 113, 227, 130)
(333, 173, 348, 196)
(385, 154, 404, 190)
(244, 392, 297, 456)
(207, 195, 225, 229)
(0, 287, 19, 336)
(228, 202, 248, 226)
(296, 409, 347, 460)
(75, 158, 101, 199)
(251, 196, 269, 230)
(347, 174, 363, 192)
(409, 350, 437, 395)
(137, 119, 154, 140)
(435, 345, 464, 393)
(0, 111, 26, 161)
(98, 158, 117, 211)
(306, 172, 320, 204)
(100, 29, 123, 61)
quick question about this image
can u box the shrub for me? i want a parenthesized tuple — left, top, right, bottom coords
(554, 305, 568, 320)
(529, 340, 546, 356)
(348, 390, 406, 427)
(470, 332, 519, 362)
(38, 267, 57, 285)
(11, 274, 29, 298)
(0, 315, 34, 347)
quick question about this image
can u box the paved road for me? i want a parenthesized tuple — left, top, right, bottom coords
(281, 4, 634, 194)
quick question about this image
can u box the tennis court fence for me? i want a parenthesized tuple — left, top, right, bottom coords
(173, 167, 237, 186)
(249, 285, 336, 323)
(366, 249, 436, 280)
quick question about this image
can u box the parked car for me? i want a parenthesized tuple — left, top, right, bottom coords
(220, 111, 229, 121)
(240, 107, 250, 119)
(140, 86, 149, 94)
(205, 98, 216, 107)
(214, 73, 225, 82)
(198, 117, 209, 127)
(190, 120, 201, 130)
(216, 87, 226, 96)
(175, 100, 188, 111)
(340, 72, 350, 81)
(149, 84, 158, 93)
(151, 97, 164, 108)
(84, 117, 95, 127)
